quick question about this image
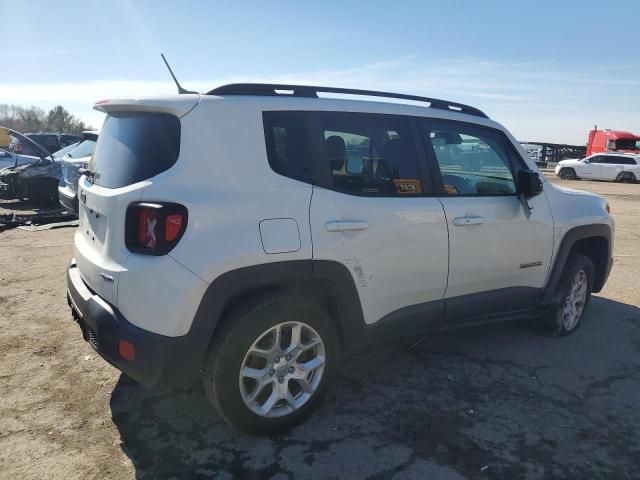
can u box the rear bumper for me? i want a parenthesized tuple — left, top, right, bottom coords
(58, 185, 78, 215)
(66, 259, 202, 387)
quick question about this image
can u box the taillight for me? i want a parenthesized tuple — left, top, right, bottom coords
(165, 214, 184, 242)
(125, 202, 187, 255)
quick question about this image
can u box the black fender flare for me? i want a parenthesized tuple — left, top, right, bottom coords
(177, 259, 364, 384)
(541, 224, 612, 305)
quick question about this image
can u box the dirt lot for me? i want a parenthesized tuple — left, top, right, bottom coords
(1, 177, 638, 480)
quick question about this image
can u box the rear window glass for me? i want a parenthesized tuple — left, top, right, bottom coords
(90, 112, 180, 188)
(263, 112, 311, 182)
(67, 139, 96, 159)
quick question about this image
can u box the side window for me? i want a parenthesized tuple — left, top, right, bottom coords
(424, 122, 517, 195)
(615, 156, 635, 165)
(263, 112, 311, 183)
(318, 113, 424, 196)
(589, 156, 603, 164)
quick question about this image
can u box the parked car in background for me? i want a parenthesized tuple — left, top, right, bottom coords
(58, 131, 98, 214)
(53, 142, 80, 160)
(0, 128, 11, 149)
(10, 132, 81, 155)
(556, 153, 639, 182)
(0, 130, 62, 203)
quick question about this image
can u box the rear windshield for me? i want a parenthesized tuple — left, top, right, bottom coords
(90, 112, 180, 188)
(67, 139, 96, 159)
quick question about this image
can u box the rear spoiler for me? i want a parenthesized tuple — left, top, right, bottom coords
(93, 95, 201, 118)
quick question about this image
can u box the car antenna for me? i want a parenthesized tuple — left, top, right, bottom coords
(161, 53, 197, 94)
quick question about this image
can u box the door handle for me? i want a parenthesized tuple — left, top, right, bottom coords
(452, 215, 485, 226)
(325, 220, 368, 232)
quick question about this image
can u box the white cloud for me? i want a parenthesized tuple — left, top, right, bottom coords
(2, 57, 638, 144)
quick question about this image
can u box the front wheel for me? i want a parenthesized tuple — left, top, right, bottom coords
(559, 168, 577, 180)
(202, 295, 339, 434)
(537, 254, 594, 336)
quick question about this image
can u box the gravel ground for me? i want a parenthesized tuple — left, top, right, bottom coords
(0, 176, 638, 480)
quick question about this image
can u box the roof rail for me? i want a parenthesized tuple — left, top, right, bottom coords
(206, 83, 488, 119)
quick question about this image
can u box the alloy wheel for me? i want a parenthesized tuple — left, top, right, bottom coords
(562, 269, 588, 330)
(239, 322, 326, 418)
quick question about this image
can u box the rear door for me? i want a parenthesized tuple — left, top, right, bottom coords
(308, 112, 449, 327)
(75, 109, 186, 304)
(597, 156, 624, 180)
(420, 119, 554, 322)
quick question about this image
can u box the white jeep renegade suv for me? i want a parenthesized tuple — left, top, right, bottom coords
(66, 84, 613, 433)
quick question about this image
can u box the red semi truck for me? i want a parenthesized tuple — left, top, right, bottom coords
(586, 127, 640, 156)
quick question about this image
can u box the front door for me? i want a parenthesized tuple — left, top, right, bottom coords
(580, 156, 603, 178)
(420, 119, 554, 322)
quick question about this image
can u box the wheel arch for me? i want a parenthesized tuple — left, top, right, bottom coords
(184, 260, 365, 380)
(541, 224, 613, 305)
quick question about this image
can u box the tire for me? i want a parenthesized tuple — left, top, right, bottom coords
(559, 168, 577, 180)
(201, 295, 339, 434)
(616, 172, 636, 183)
(537, 253, 594, 336)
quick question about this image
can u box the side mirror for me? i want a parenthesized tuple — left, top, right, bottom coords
(345, 157, 364, 175)
(517, 170, 543, 197)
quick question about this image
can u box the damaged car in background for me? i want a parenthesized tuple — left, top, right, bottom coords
(0, 128, 61, 203)
(58, 131, 99, 215)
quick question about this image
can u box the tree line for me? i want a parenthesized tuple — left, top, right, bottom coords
(0, 104, 93, 135)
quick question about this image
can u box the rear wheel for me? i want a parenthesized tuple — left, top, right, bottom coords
(537, 254, 594, 336)
(201, 295, 339, 434)
(559, 168, 577, 180)
(616, 172, 636, 183)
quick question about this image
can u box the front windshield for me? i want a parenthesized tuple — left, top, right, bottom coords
(66, 139, 97, 159)
(615, 139, 640, 151)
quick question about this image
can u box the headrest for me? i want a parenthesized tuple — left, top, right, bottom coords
(326, 135, 346, 171)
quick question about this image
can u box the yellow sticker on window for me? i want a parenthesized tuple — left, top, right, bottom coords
(393, 179, 422, 195)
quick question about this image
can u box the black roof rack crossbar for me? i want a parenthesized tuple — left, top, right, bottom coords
(206, 83, 488, 118)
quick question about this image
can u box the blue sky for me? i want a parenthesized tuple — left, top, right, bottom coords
(3, 0, 639, 144)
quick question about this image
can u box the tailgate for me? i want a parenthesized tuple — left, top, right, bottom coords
(74, 99, 193, 306)
(74, 177, 145, 304)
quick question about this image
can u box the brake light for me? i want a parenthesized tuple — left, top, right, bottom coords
(605, 203, 611, 214)
(165, 214, 183, 242)
(125, 202, 188, 255)
(14, 142, 21, 153)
